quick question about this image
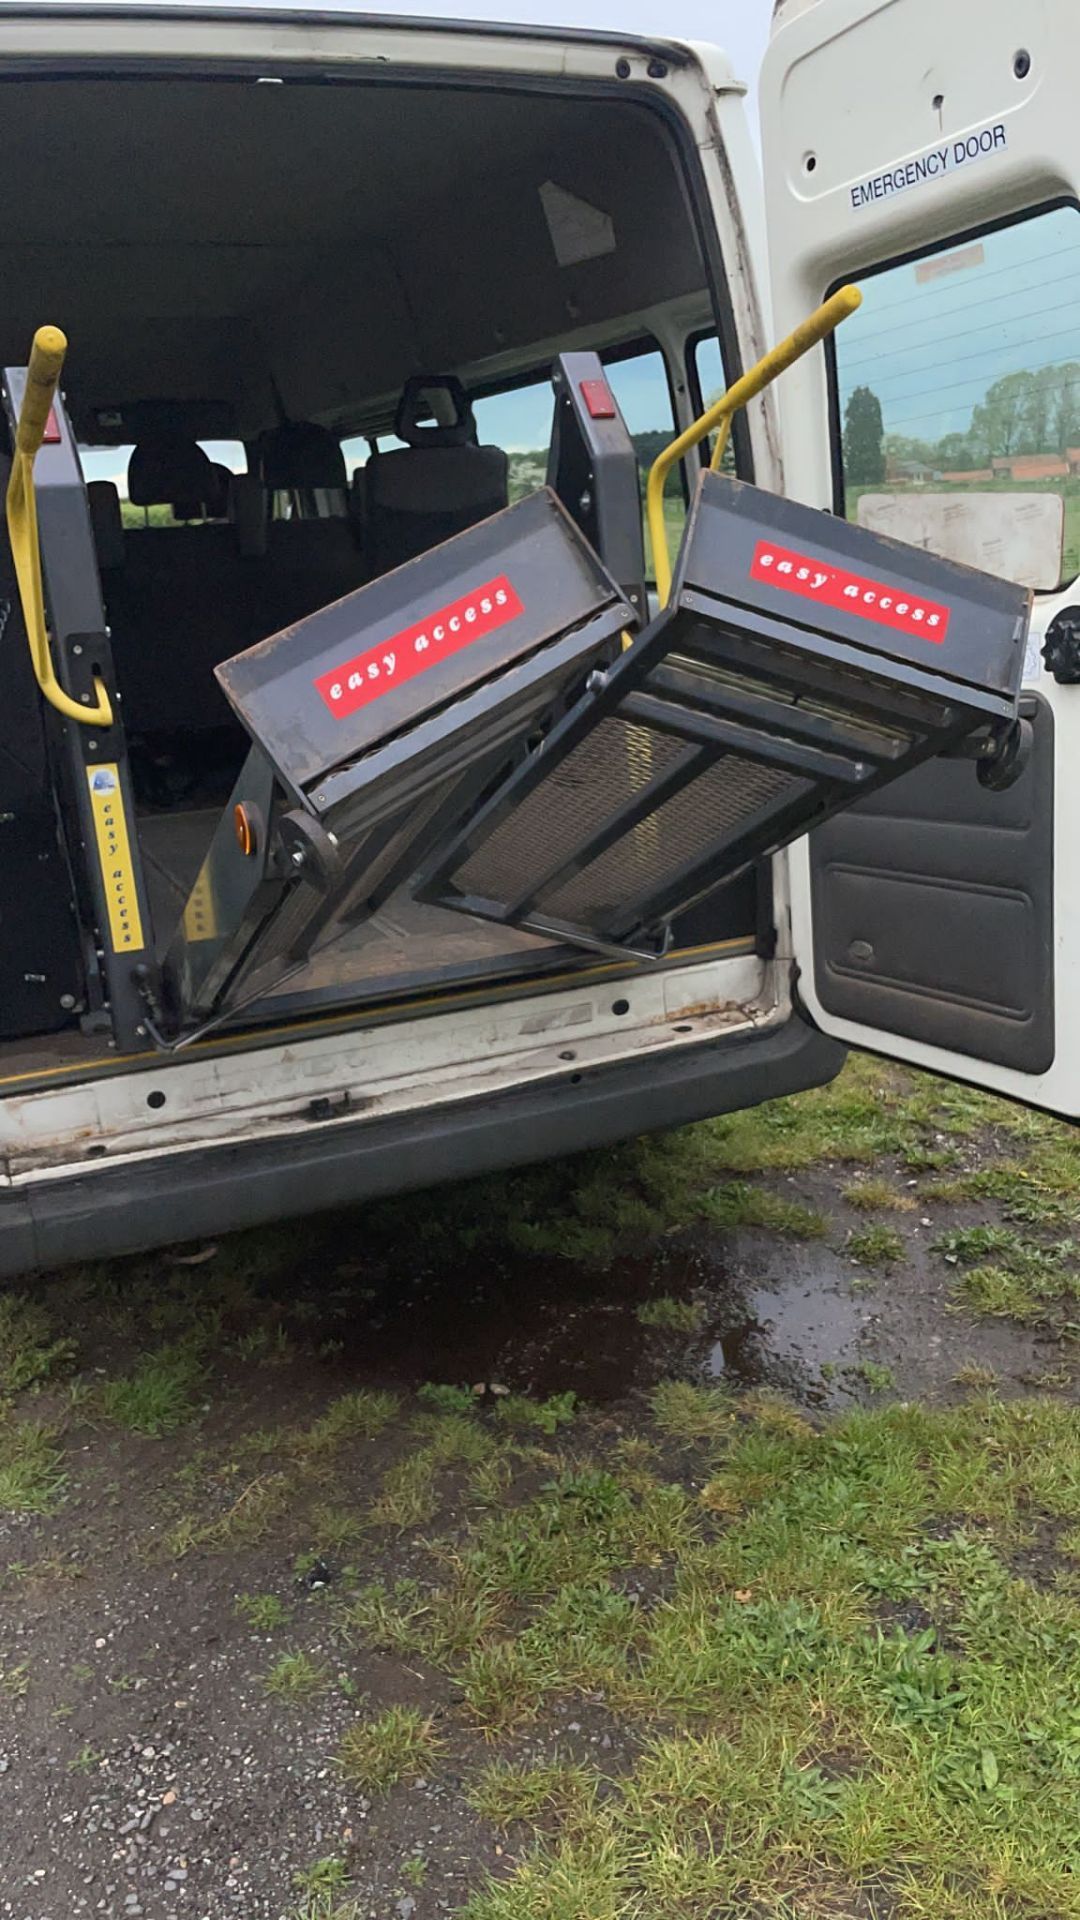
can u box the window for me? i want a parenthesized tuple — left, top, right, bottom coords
(81, 439, 247, 528)
(689, 333, 734, 473)
(832, 203, 1080, 589)
(473, 379, 555, 502)
(599, 345, 679, 582)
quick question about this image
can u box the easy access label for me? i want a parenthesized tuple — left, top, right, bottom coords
(86, 763, 145, 952)
(850, 120, 1007, 212)
(750, 540, 950, 642)
(314, 576, 524, 720)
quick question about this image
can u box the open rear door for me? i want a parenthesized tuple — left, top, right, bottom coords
(761, 0, 1080, 1117)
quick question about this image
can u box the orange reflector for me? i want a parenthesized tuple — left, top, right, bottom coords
(43, 407, 61, 444)
(234, 802, 257, 857)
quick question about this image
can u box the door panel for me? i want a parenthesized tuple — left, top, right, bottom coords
(808, 694, 1053, 1072)
(761, 0, 1080, 1113)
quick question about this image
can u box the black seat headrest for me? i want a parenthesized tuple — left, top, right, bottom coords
(394, 375, 476, 449)
(128, 433, 214, 509)
(261, 421, 346, 490)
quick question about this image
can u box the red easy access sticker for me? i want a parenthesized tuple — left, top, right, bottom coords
(750, 540, 950, 642)
(314, 575, 524, 719)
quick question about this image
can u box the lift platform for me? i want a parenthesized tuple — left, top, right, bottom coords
(417, 472, 1030, 957)
(2, 321, 1032, 1054)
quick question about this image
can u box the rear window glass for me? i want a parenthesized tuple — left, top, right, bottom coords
(81, 439, 247, 527)
(832, 202, 1080, 590)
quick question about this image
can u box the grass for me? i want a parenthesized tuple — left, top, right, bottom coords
(842, 1176, 917, 1213)
(494, 1392, 576, 1436)
(0, 1410, 66, 1511)
(847, 1360, 896, 1395)
(649, 1380, 732, 1445)
(467, 1759, 600, 1829)
(338, 1705, 440, 1793)
(294, 1389, 399, 1457)
(442, 1393, 1080, 1920)
(635, 1297, 703, 1334)
(933, 1224, 1080, 1323)
(703, 1181, 827, 1237)
(264, 1652, 330, 1701)
(0, 1294, 77, 1393)
(101, 1342, 205, 1436)
(236, 1591, 289, 1631)
(293, 1856, 350, 1897)
(847, 1223, 906, 1269)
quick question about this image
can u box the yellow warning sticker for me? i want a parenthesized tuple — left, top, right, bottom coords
(86, 763, 145, 953)
(182, 858, 218, 943)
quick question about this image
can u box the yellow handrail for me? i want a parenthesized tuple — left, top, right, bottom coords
(6, 326, 113, 727)
(646, 284, 863, 605)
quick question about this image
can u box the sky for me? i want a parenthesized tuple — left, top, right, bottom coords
(835, 204, 1080, 450)
(81, 0, 773, 487)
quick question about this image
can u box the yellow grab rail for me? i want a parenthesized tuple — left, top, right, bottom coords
(646, 284, 863, 605)
(6, 326, 113, 727)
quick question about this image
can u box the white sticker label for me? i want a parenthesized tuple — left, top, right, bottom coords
(850, 121, 1007, 212)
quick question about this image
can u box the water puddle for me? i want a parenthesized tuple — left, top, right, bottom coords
(290, 1227, 872, 1410)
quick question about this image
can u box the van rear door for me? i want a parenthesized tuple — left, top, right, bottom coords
(763, 0, 1080, 1117)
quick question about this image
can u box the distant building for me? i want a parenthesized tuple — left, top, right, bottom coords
(991, 453, 1068, 480)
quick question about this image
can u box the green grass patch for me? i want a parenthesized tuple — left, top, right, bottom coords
(649, 1380, 732, 1445)
(847, 1224, 906, 1269)
(294, 1389, 399, 1458)
(934, 1224, 1080, 1323)
(369, 1453, 440, 1530)
(443, 1393, 1080, 1919)
(702, 1181, 827, 1237)
(842, 1176, 917, 1213)
(101, 1342, 205, 1436)
(337, 1705, 440, 1793)
(235, 1591, 289, 1631)
(0, 1409, 66, 1511)
(635, 1297, 703, 1334)
(467, 1758, 600, 1830)
(494, 1392, 576, 1436)
(264, 1652, 330, 1701)
(0, 1294, 77, 1394)
(417, 1382, 477, 1416)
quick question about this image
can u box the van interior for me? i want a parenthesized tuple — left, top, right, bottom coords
(0, 67, 760, 1078)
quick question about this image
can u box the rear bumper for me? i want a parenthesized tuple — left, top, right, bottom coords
(0, 1011, 844, 1277)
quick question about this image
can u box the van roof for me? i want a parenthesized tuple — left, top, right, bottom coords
(0, 0, 696, 66)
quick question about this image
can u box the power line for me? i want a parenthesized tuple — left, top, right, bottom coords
(840, 268, 1080, 370)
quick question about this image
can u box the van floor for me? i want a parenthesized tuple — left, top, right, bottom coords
(138, 805, 562, 1014)
(0, 811, 565, 1094)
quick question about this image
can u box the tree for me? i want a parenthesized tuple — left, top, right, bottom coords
(842, 385, 885, 484)
(971, 370, 1033, 459)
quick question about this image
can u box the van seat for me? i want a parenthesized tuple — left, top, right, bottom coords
(103, 436, 248, 740)
(364, 375, 508, 576)
(256, 420, 366, 631)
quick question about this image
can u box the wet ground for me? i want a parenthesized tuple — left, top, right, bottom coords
(0, 1054, 1077, 1919)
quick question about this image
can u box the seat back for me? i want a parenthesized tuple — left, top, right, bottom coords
(104, 436, 246, 737)
(257, 420, 366, 632)
(364, 375, 508, 577)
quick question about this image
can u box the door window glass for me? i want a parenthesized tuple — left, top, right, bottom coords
(603, 344, 682, 582)
(833, 204, 1080, 588)
(689, 333, 735, 472)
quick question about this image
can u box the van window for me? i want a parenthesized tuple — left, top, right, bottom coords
(473, 379, 555, 502)
(81, 439, 247, 527)
(832, 203, 1080, 588)
(602, 344, 683, 582)
(689, 333, 735, 473)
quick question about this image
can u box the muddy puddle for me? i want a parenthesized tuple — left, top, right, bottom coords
(273, 1226, 877, 1411)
